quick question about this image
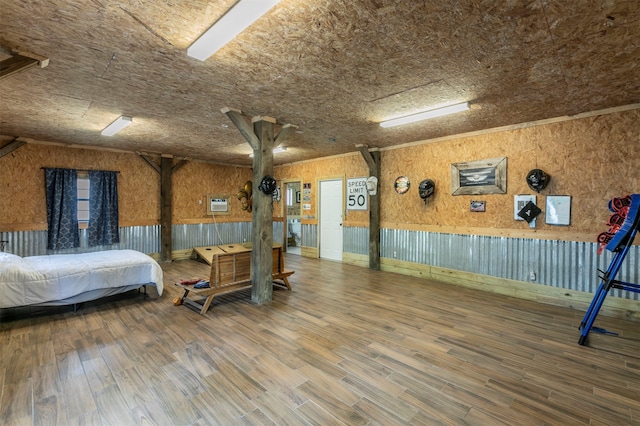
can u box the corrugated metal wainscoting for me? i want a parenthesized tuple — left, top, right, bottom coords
(171, 222, 282, 250)
(171, 222, 253, 251)
(1, 226, 161, 257)
(301, 224, 317, 248)
(2, 222, 284, 258)
(342, 227, 638, 301)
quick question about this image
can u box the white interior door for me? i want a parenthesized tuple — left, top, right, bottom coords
(319, 179, 343, 261)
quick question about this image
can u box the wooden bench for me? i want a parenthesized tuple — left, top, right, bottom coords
(176, 245, 294, 314)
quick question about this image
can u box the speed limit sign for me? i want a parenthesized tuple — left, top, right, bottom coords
(346, 177, 368, 211)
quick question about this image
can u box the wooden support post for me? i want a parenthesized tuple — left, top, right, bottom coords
(251, 116, 276, 304)
(357, 145, 381, 270)
(160, 156, 173, 263)
(223, 107, 295, 305)
(138, 153, 189, 262)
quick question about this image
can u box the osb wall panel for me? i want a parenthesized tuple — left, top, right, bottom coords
(0, 143, 159, 230)
(275, 153, 370, 225)
(276, 109, 640, 240)
(172, 161, 252, 223)
(381, 110, 640, 235)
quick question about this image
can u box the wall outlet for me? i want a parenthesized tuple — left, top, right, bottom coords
(393, 251, 397, 258)
(529, 271, 536, 281)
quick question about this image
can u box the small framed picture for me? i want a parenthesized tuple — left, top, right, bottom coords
(470, 200, 486, 212)
(546, 195, 571, 225)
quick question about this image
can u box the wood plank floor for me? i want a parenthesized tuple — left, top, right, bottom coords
(1, 254, 639, 425)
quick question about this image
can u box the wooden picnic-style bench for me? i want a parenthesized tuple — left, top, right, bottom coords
(271, 244, 294, 290)
(175, 245, 294, 314)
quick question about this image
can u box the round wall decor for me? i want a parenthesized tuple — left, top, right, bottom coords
(394, 176, 410, 194)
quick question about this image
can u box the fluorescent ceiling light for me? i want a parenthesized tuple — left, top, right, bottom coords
(101, 115, 132, 136)
(379, 102, 470, 128)
(187, 0, 281, 61)
(249, 146, 286, 157)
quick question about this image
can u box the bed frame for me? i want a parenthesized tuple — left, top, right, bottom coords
(0, 249, 163, 312)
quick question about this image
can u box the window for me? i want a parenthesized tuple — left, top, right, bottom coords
(77, 173, 90, 227)
(45, 168, 119, 248)
(286, 188, 294, 206)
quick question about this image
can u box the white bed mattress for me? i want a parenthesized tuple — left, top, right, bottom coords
(0, 250, 164, 308)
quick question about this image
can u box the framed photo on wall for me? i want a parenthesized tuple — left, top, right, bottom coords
(470, 200, 486, 212)
(451, 157, 507, 195)
(546, 195, 571, 225)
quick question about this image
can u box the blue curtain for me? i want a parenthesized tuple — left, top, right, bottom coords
(45, 168, 79, 250)
(88, 171, 120, 246)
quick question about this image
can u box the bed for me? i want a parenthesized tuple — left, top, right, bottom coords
(0, 249, 163, 309)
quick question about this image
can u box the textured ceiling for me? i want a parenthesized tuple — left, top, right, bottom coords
(1, 0, 639, 166)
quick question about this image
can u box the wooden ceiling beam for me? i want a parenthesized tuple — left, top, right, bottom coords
(138, 153, 161, 174)
(221, 107, 260, 150)
(275, 123, 298, 147)
(0, 138, 26, 159)
(0, 50, 49, 81)
(356, 144, 378, 172)
(172, 158, 189, 172)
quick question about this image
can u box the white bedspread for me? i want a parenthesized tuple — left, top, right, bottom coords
(0, 250, 163, 308)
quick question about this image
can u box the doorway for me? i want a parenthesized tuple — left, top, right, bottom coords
(319, 179, 343, 261)
(283, 180, 302, 255)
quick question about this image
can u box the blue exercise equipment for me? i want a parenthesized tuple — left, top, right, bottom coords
(578, 194, 640, 346)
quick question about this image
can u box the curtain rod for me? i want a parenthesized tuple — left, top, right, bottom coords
(40, 167, 120, 173)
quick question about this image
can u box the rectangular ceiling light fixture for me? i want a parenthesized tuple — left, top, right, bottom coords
(379, 102, 470, 128)
(187, 0, 281, 61)
(101, 115, 132, 136)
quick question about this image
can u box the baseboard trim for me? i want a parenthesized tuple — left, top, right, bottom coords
(342, 253, 640, 320)
(301, 246, 319, 258)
